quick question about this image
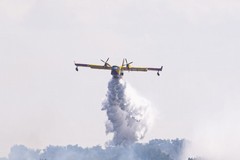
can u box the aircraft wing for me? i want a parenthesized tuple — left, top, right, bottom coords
(122, 67, 148, 72)
(122, 66, 163, 72)
(147, 67, 163, 71)
(75, 63, 111, 70)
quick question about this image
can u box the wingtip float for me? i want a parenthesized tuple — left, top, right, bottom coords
(74, 58, 163, 79)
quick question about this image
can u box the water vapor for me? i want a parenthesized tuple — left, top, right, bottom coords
(102, 78, 153, 146)
(1, 139, 185, 160)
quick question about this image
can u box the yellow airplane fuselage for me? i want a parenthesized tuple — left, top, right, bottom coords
(111, 66, 124, 78)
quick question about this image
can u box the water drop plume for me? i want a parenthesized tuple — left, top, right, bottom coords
(102, 78, 153, 146)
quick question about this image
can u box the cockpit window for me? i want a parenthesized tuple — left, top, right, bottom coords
(112, 66, 119, 70)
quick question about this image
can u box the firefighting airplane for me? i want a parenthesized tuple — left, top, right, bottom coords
(74, 58, 163, 78)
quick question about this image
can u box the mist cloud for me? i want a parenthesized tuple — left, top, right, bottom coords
(102, 78, 153, 146)
(2, 139, 185, 160)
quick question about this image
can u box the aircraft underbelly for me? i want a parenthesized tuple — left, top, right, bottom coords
(111, 68, 122, 78)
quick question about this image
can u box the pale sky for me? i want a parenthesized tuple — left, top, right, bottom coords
(0, 0, 240, 158)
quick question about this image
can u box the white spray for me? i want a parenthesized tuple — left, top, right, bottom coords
(102, 78, 153, 146)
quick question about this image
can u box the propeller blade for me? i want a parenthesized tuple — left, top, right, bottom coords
(125, 58, 128, 64)
(122, 59, 125, 67)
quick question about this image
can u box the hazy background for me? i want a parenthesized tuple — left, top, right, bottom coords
(0, 0, 240, 159)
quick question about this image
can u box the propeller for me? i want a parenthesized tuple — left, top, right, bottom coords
(101, 58, 111, 67)
(125, 58, 133, 68)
